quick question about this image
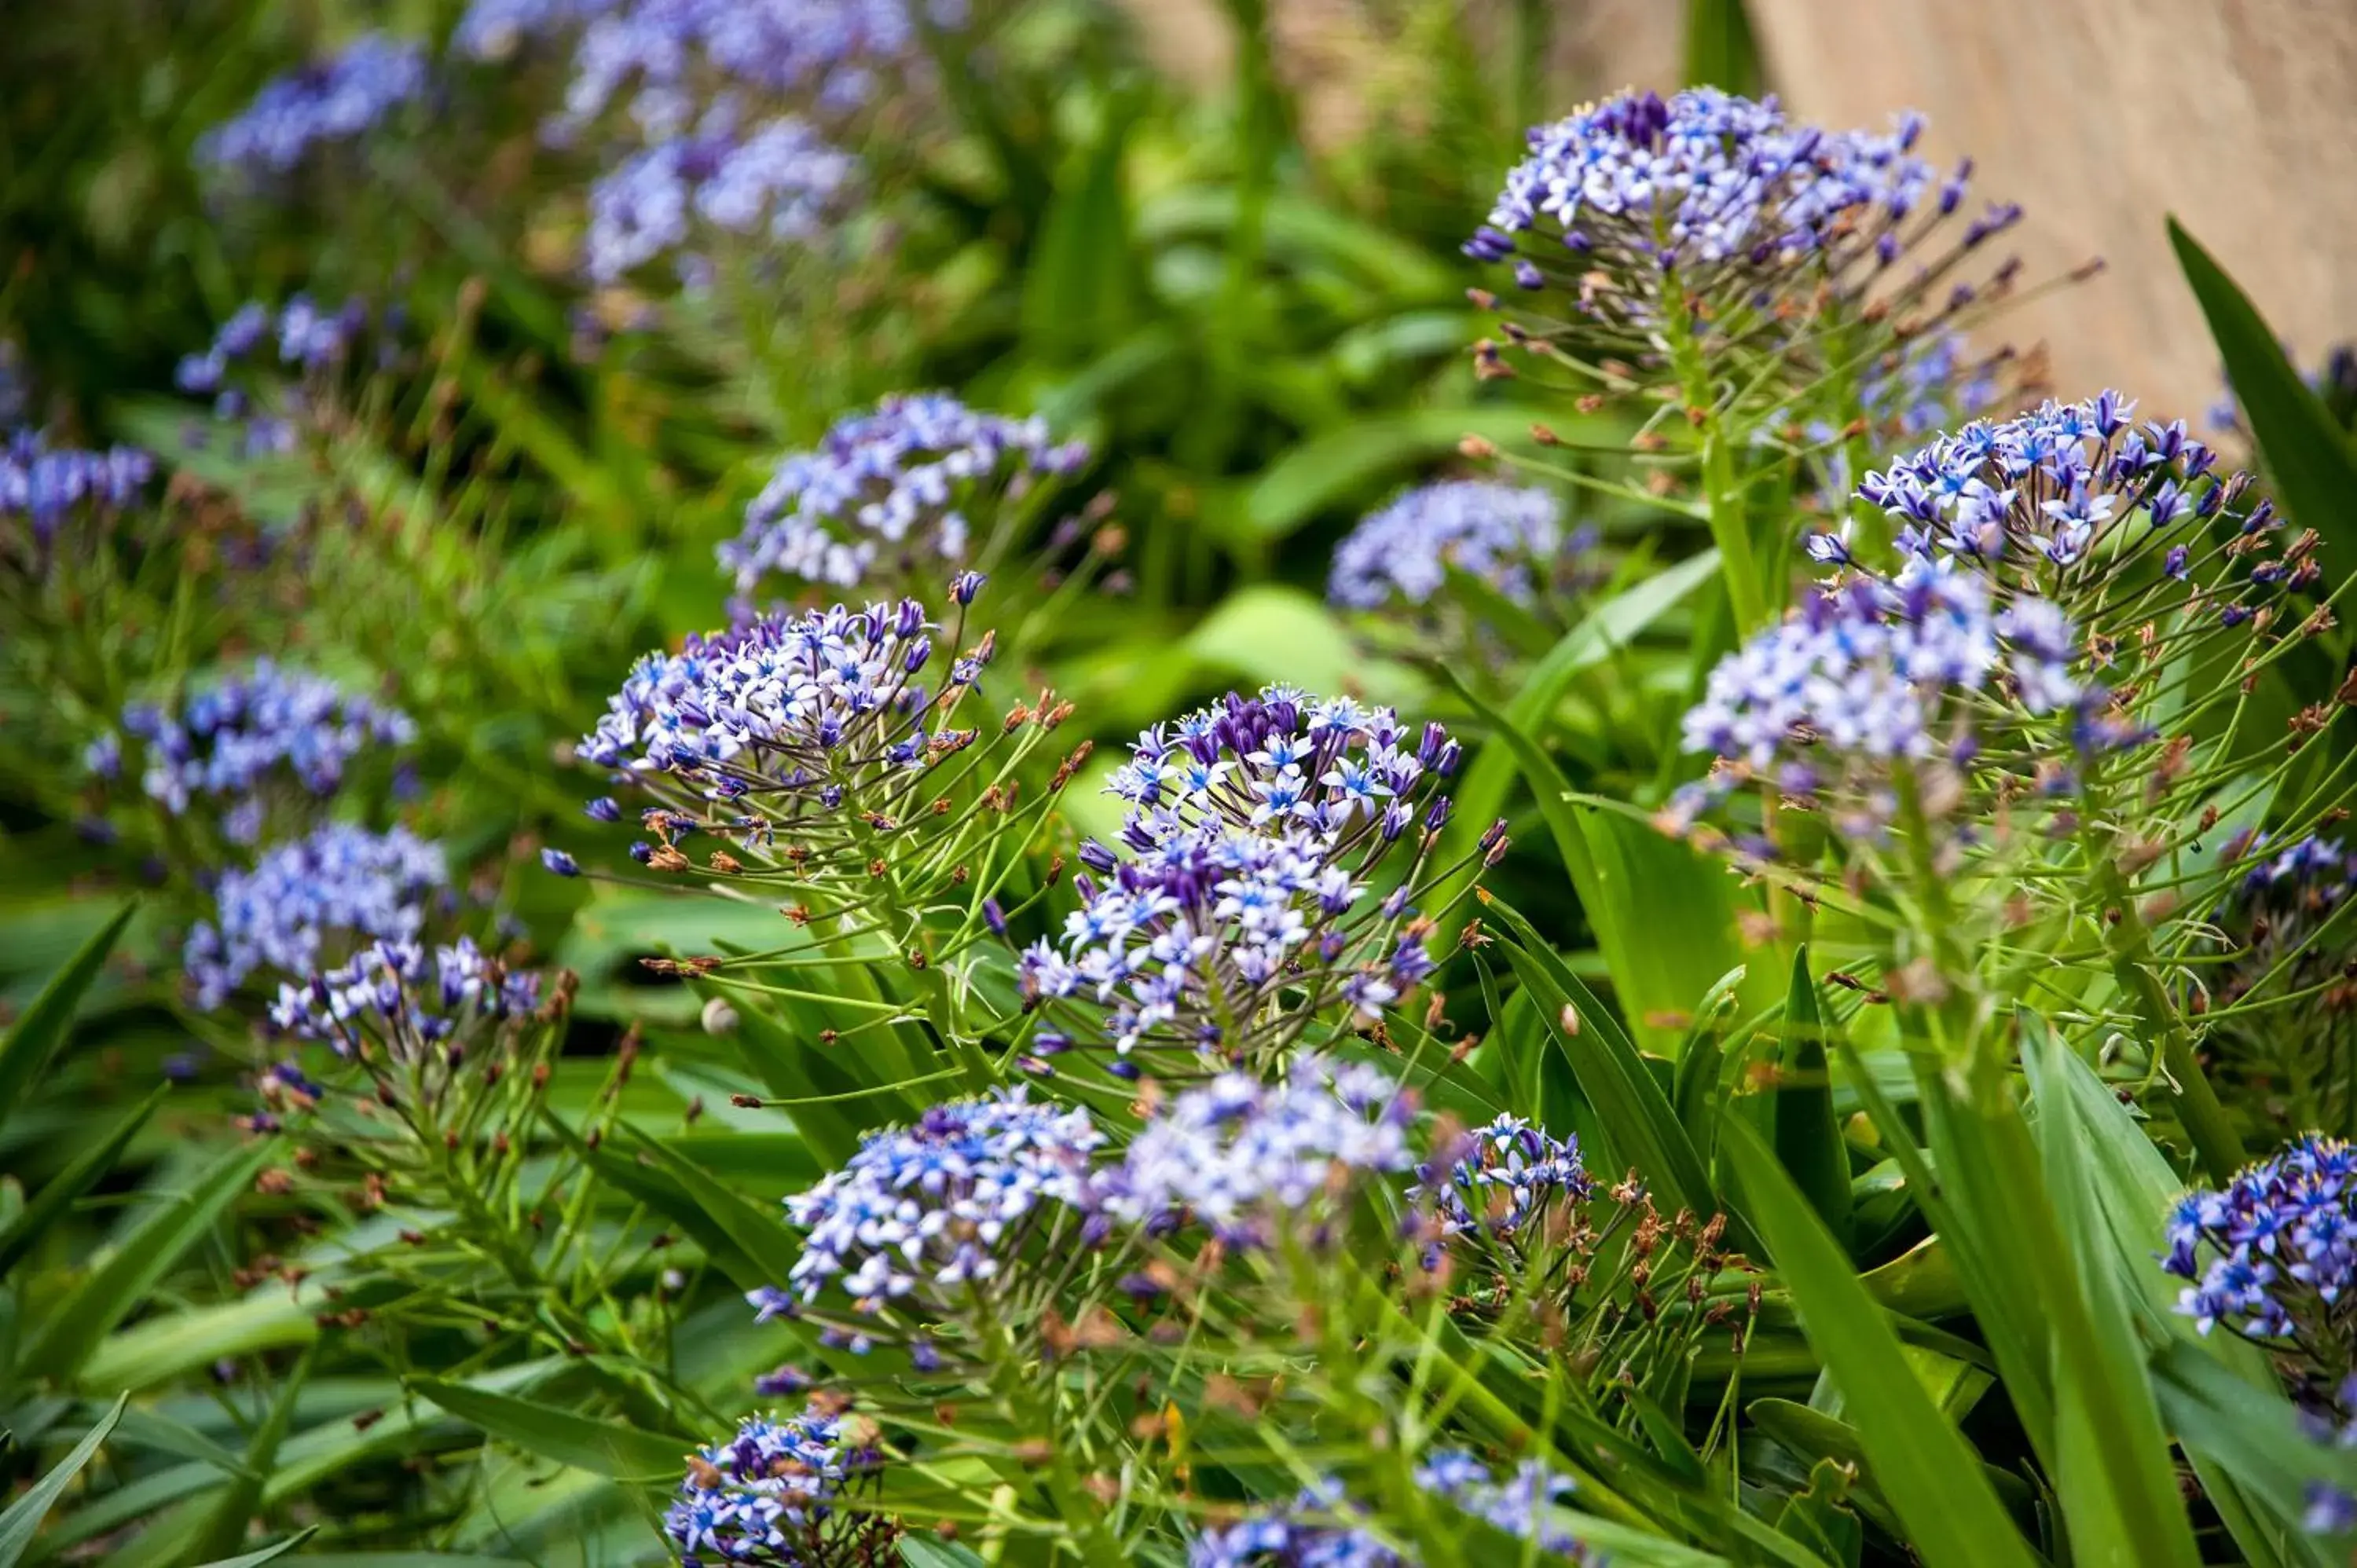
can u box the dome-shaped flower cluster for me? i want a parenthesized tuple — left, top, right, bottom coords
(1, 430, 152, 550)
(184, 823, 447, 1009)
(580, 591, 986, 842)
(758, 1089, 1105, 1335)
(267, 935, 541, 1054)
(585, 101, 855, 283)
(1017, 687, 1462, 1065)
(93, 661, 415, 845)
(720, 394, 1088, 597)
(1465, 90, 2005, 300)
(1017, 821, 1440, 1064)
(1105, 686, 1459, 851)
(196, 33, 429, 181)
(1326, 480, 1568, 613)
(2164, 1136, 2357, 1356)
(1858, 394, 2260, 583)
(1413, 1114, 1592, 1241)
(461, 0, 926, 127)
(1677, 562, 2091, 825)
(1107, 1058, 1414, 1242)
(662, 1406, 885, 1568)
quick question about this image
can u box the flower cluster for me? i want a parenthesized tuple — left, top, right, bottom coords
(2219, 833, 2357, 993)
(184, 823, 447, 1009)
(1018, 822, 1442, 1065)
(1413, 1451, 1592, 1560)
(1413, 1114, 1592, 1242)
(757, 1090, 1105, 1342)
(585, 102, 856, 283)
(1189, 1483, 1398, 1568)
(1325, 480, 1570, 612)
(1, 429, 153, 550)
(1857, 394, 2248, 578)
(196, 33, 429, 181)
(1673, 562, 2096, 834)
(1018, 688, 1463, 1066)
(175, 297, 375, 395)
(460, 0, 928, 130)
(1465, 90, 2009, 310)
(575, 588, 1010, 885)
(1105, 687, 1459, 850)
(267, 936, 541, 1055)
(1108, 1059, 1414, 1241)
(721, 394, 1088, 598)
(90, 661, 415, 844)
(662, 1406, 888, 1568)
(1193, 1459, 1592, 1567)
(2163, 1135, 2357, 1354)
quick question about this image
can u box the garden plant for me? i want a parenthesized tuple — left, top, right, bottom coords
(4, 2, 2357, 1566)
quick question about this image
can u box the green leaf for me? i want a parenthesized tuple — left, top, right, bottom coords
(0, 902, 135, 1140)
(189, 1530, 318, 1568)
(1568, 801, 1756, 1056)
(1184, 584, 1413, 702)
(1772, 948, 1851, 1251)
(0, 1392, 125, 1567)
(26, 1138, 282, 1384)
(0, 1083, 167, 1279)
(1684, 0, 1760, 92)
(1923, 1036, 2203, 1568)
(1483, 896, 1717, 1221)
(1443, 550, 1722, 866)
(1721, 1120, 2039, 1568)
(190, 1339, 318, 1562)
(1243, 408, 1596, 540)
(407, 1378, 688, 1480)
(900, 1540, 993, 1568)
(2171, 217, 2357, 638)
(1020, 93, 1139, 363)
(620, 1126, 803, 1284)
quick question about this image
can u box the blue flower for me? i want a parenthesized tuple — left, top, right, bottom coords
(268, 936, 541, 1056)
(1413, 1115, 1592, 1242)
(0, 429, 152, 549)
(585, 103, 856, 284)
(771, 1090, 1105, 1337)
(197, 34, 428, 181)
(1105, 1057, 1416, 1244)
(2164, 1135, 2357, 1345)
(575, 594, 1019, 885)
(1189, 1482, 1398, 1567)
(97, 661, 414, 843)
(720, 393, 1088, 597)
(185, 823, 448, 1011)
(541, 847, 581, 877)
(1328, 480, 1564, 612)
(1474, 90, 2006, 297)
(660, 1405, 885, 1568)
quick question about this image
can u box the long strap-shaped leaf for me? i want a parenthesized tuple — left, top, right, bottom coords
(0, 1392, 127, 1566)
(1482, 894, 1719, 1223)
(1722, 1120, 2041, 1568)
(0, 902, 137, 1141)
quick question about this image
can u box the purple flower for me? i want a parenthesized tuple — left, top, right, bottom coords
(1105, 1057, 1416, 1243)
(196, 34, 428, 180)
(661, 1405, 884, 1568)
(720, 394, 1087, 596)
(97, 661, 414, 843)
(1328, 480, 1564, 611)
(772, 1090, 1105, 1334)
(184, 823, 448, 1010)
